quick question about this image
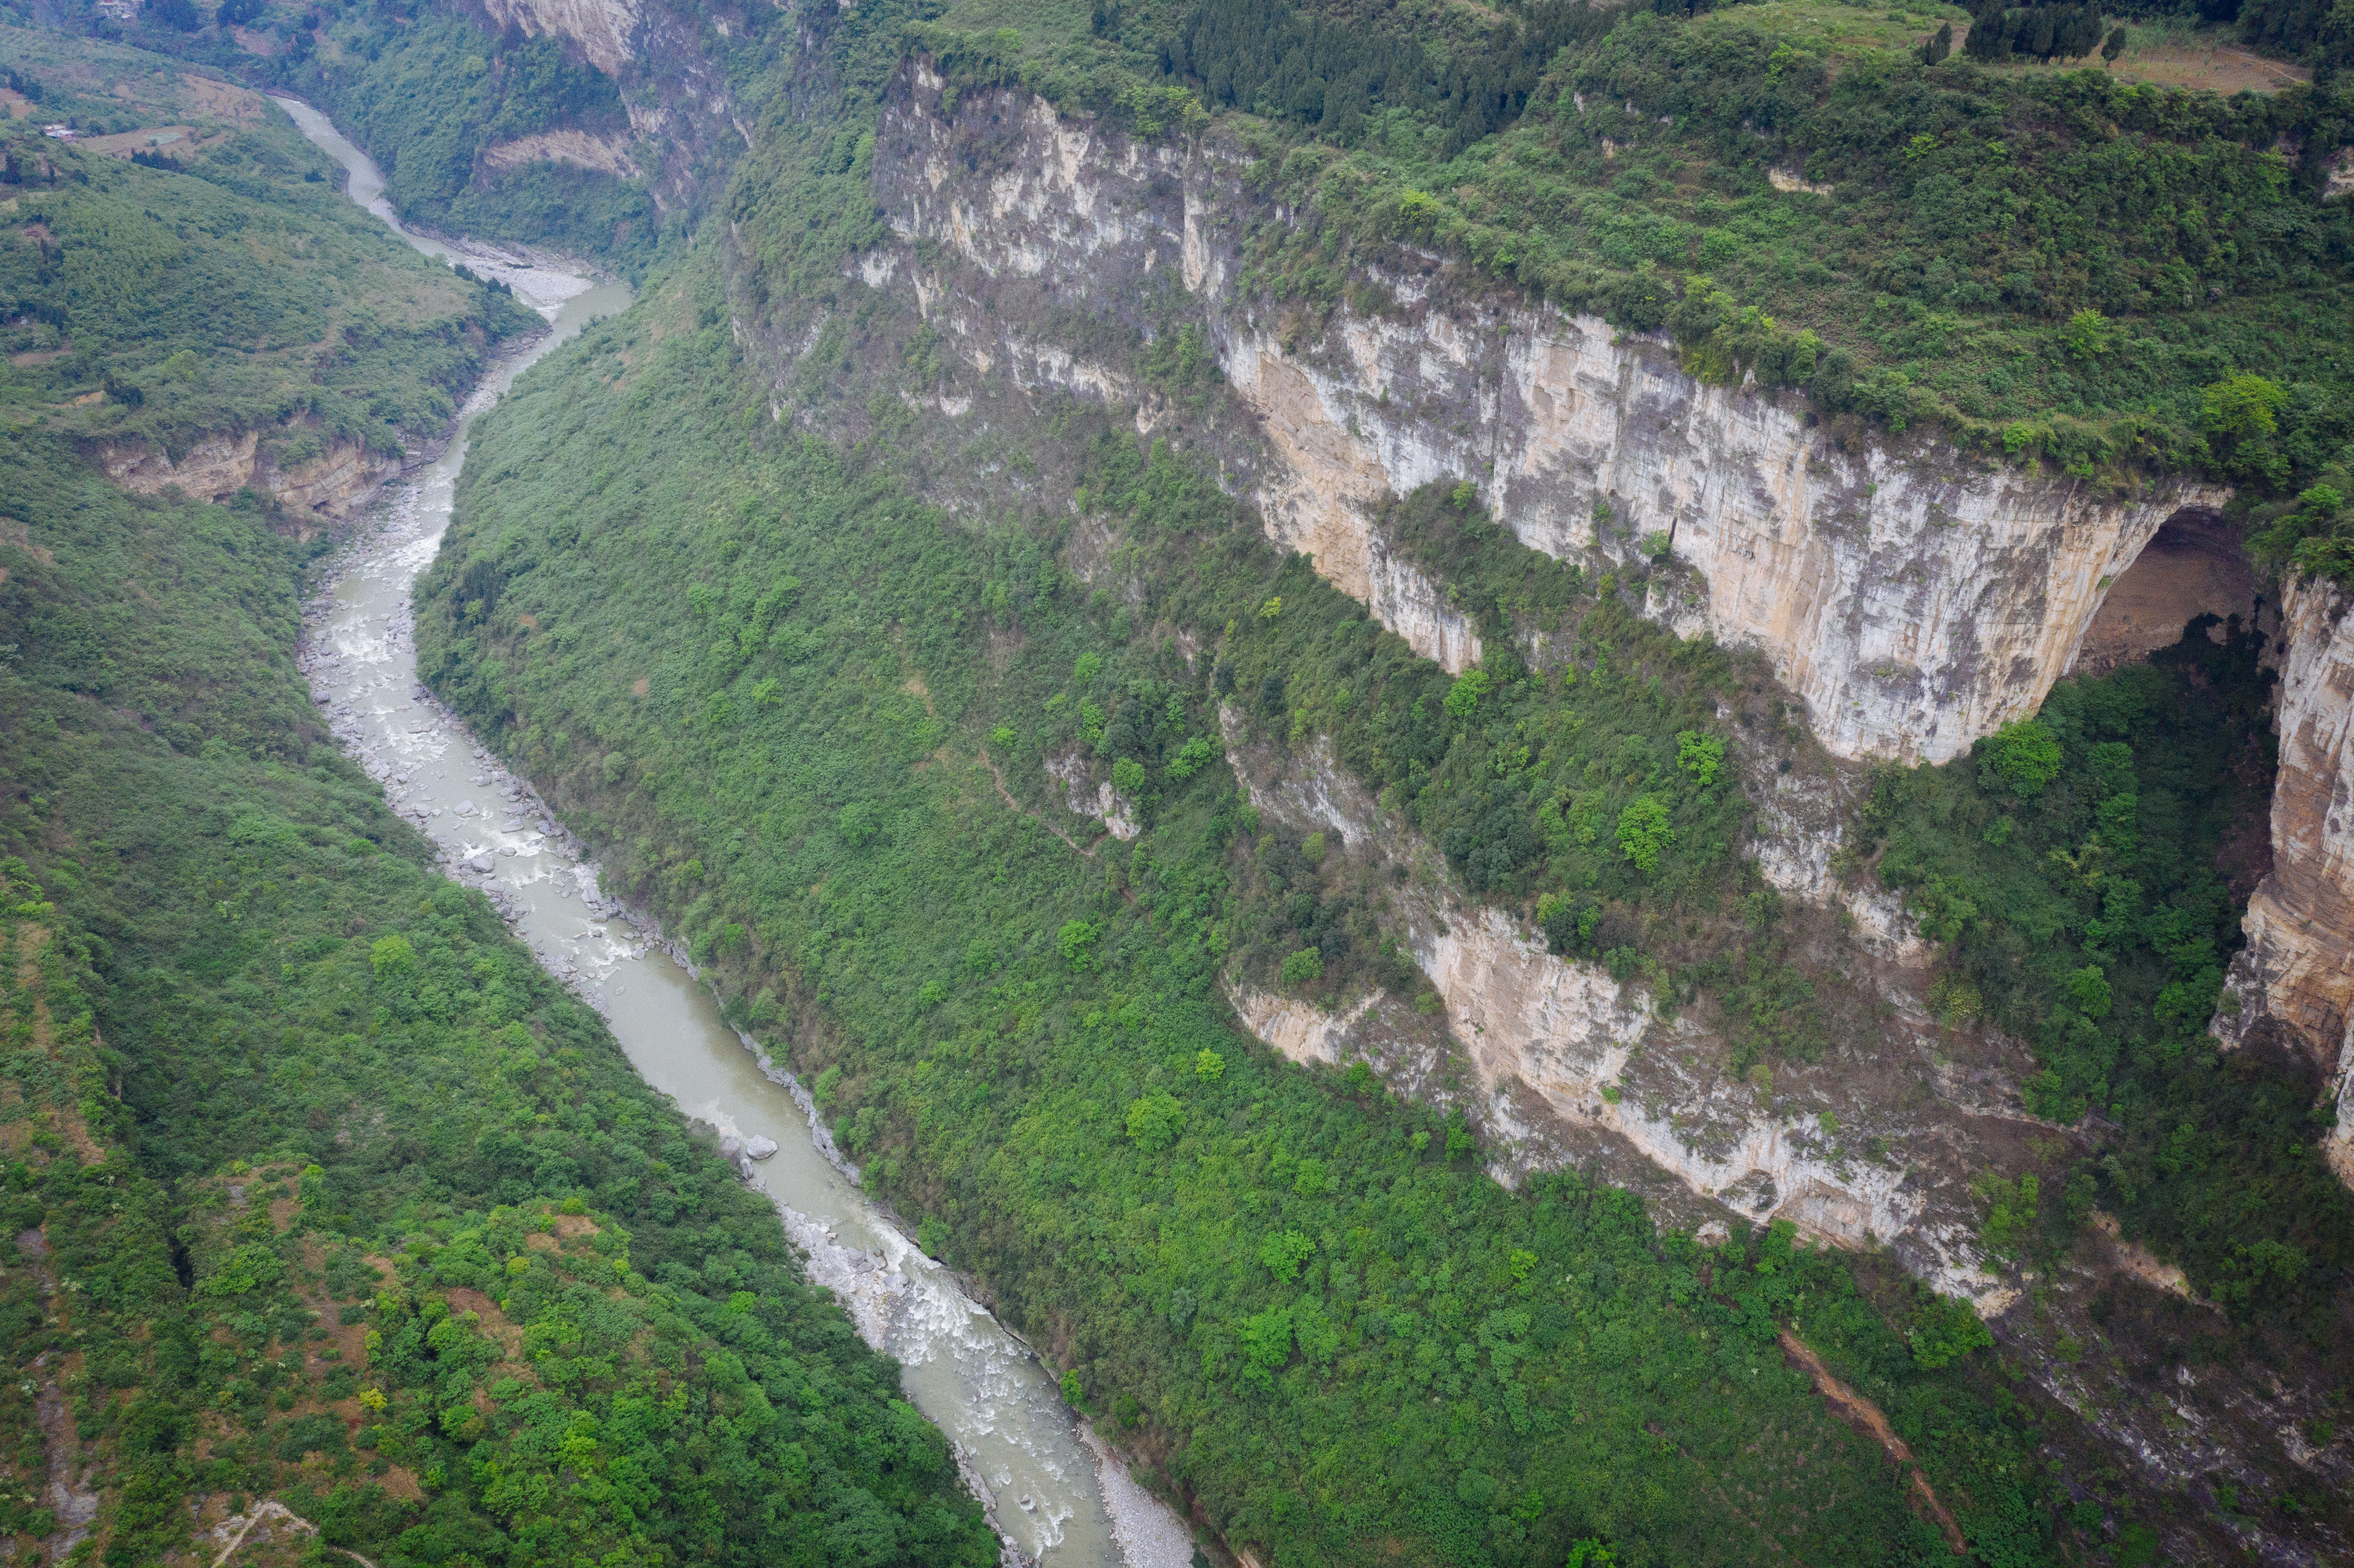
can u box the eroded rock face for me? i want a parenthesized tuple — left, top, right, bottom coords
(476, 0, 639, 78)
(2214, 573, 2354, 1187)
(1216, 712, 2028, 1305)
(98, 430, 399, 519)
(479, 128, 642, 179)
(860, 69, 2223, 764)
(465, 0, 753, 208)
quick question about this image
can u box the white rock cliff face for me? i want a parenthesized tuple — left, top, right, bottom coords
(1218, 717, 2012, 1304)
(861, 72, 2223, 764)
(476, 0, 638, 77)
(2214, 573, 2354, 1188)
(99, 430, 399, 520)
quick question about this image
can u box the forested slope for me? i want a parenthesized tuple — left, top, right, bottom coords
(0, 26, 537, 465)
(0, 34, 996, 1568)
(411, 216, 2129, 1568)
(408, 0, 2354, 1562)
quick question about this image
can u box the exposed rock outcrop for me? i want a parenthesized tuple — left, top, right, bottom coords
(97, 429, 400, 519)
(2213, 572, 2354, 1187)
(479, 128, 642, 179)
(475, 0, 638, 78)
(859, 70, 2224, 765)
(467, 0, 752, 207)
(1217, 712, 2031, 1306)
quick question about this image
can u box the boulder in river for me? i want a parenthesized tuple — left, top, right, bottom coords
(744, 1136, 780, 1160)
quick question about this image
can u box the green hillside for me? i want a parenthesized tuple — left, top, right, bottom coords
(0, 32, 996, 1568)
(410, 235, 2084, 1568)
(0, 26, 539, 459)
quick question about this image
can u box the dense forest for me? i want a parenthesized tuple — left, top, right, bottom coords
(7, 0, 2354, 1562)
(416, 252, 2068, 1568)
(0, 33, 995, 1568)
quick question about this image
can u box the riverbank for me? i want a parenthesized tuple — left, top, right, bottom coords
(276, 92, 1193, 1568)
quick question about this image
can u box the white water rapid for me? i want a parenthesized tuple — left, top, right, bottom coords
(273, 95, 1196, 1568)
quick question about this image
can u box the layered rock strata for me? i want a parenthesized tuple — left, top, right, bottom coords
(1217, 714, 2039, 1306)
(2214, 572, 2354, 1187)
(861, 68, 2223, 765)
(98, 429, 400, 520)
(470, 0, 754, 205)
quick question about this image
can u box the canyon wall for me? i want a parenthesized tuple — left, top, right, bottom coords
(863, 70, 2222, 765)
(465, 0, 749, 207)
(1214, 716, 2029, 1305)
(720, 59, 2348, 1528)
(98, 429, 400, 521)
(2214, 572, 2354, 1187)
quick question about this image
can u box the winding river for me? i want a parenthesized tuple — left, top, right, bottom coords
(274, 97, 1193, 1568)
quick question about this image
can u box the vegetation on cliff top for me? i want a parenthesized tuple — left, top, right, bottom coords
(0, 27, 537, 457)
(410, 230, 2105, 1565)
(914, 0, 2354, 492)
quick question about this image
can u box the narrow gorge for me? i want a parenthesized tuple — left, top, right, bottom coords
(8, 0, 2354, 1564)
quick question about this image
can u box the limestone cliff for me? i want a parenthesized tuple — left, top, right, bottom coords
(475, 0, 638, 78)
(1216, 712, 2029, 1305)
(711, 57, 2346, 1542)
(859, 70, 2224, 765)
(466, 0, 753, 209)
(97, 428, 400, 521)
(2214, 572, 2354, 1187)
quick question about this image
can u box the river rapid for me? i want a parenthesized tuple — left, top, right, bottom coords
(273, 97, 1196, 1568)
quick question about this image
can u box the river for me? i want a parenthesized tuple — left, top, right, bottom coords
(273, 96, 1194, 1568)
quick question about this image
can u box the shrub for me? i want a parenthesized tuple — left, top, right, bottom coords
(1124, 1092, 1186, 1151)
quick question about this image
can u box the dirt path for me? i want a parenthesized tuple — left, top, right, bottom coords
(976, 747, 1100, 860)
(1779, 1330, 1968, 1554)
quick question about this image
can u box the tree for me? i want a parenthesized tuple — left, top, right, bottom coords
(1257, 1229, 1316, 1282)
(1615, 795, 1673, 873)
(1057, 919, 1100, 969)
(2101, 24, 2126, 63)
(1908, 1295, 1993, 1369)
(1977, 719, 2062, 796)
(1675, 729, 1724, 787)
(2063, 308, 2114, 361)
(1920, 21, 1953, 63)
(1124, 1092, 1186, 1151)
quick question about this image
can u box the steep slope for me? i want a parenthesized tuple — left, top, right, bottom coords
(850, 65, 2242, 767)
(2217, 572, 2354, 1186)
(0, 422, 996, 1566)
(0, 26, 540, 517)
(0, 33, 998, 1568)
(418, 249, 2074, 1568)
(255, 0, 2354, 1559)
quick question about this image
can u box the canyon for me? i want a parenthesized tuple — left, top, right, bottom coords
(2215, 572, 2354, 1186)
(863, 72, 2235, 767)
(23, 0, 2354, 1559)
